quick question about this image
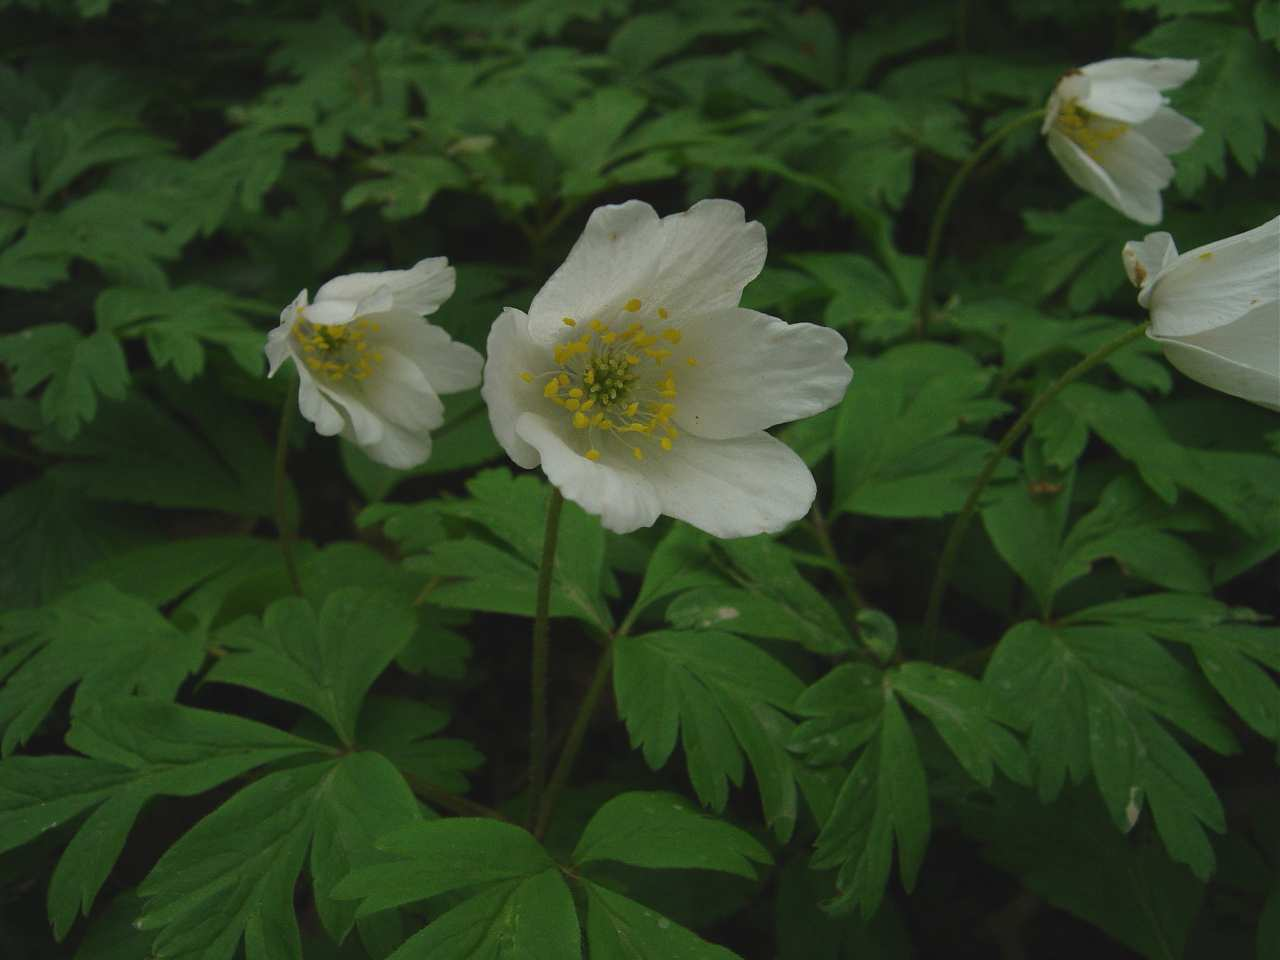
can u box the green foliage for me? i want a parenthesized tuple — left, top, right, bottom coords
(1, 0, 1277, 956)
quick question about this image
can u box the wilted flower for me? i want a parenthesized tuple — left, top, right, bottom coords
(1124, 215, 1279, 410)
(266, 259, 484, 468)
(1043, 58, 1201, 224)
(482, 199, 852, 538)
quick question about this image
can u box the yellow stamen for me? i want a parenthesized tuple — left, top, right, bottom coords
(573, 411, 589, 429)
(624, 298, 642, 312)
(658, 307, 669, 319)
(520, 371, 533, 383)
(661, 328, 681, 343)
(562, 317, 577, 327)
(585, 449, 601, 461)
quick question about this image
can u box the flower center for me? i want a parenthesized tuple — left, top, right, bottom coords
(1054, 100, 1128, 159)
(292, 310, 384, 383)
(520, 298, 697, 463)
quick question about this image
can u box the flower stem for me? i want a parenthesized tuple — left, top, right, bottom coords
(921, 323, 1148, 655)
(809, 500, 866, 614)
(917, 107, 1045, 332)
(273, 385, 303, 596)
(527, 487, 564, 831)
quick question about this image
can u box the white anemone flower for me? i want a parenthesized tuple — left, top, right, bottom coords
(482, 199, 852, 538)
(1123, 215, 1279, 411)
(265, 258, 484, 468)
(1043, 57, 1201, 224)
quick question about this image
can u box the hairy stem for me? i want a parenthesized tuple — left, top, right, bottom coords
(273, 385, 303, 596)
(527, 488, 565, 831)
(922, 323, 1149, 654)
(917, 107, 1046, 331)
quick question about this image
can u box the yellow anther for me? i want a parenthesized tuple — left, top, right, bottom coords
(554, 345, 571, 365)
(1199, 251, 1214, 261)
(600, 419, 615, 431)
(562, 316, 577, 327)
(625, 401, 639, 416)
(589, 319, 604, 332)
(568, 387, 583, 398)
(666, 426, 679, 439)
(625, 355, 640, 365)
(520, 371, 534, 383)
(590, 412, 605, 427)
(658, 307, 669, 319)
(660, 437, 673, 450)
(585, 449, 601, 461)
(601, 332, 617, 344)
(558, 373, 570, 386)
(581, 397, 596, 412)
(565, 398, 581, 411)
(624, 298, 642, 312)
(372, 353, 383, 362)
(543, 379, 561, 398)
(632, 447, 645, 461)
(634, 334, 656, 348)
(573, 411, 589, 429)
(584, 368, 595, 385)
(686, 356, 698, 366)
(644, 348, 672, 362)
(661, 328, 681, 343)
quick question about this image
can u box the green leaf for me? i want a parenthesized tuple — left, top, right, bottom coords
(138, 751, 417, 960)
(1136, 20, 1280, 192)
(384, 869, 579, 960)
(583, 881, 740, 960)
(334, 818, 553, 916)
(549, 87, 647, 195)
(1008, 200, 1138, 311)
(208, 587, 417, 745)
(631, 523, 724, 616)
(960, 785, 1204, 960)
(810, 695, 930, 917)
(891, 663, 1030, 788)
(984, 620, 1232, 878)
(614, 629, 803, 840)
(78, 536, 279, 611)
(343, 153, 467, 220)
(573, 791, 770, 879)
(0, 324, 128, 438)
(834, 344, 1010, 518)
(0, 583, 204, 755)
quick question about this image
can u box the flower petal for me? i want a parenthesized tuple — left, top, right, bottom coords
(1091, 130, 1173, 225)
(649, 199, 767, 320)
(361, 351, 445, 435)
(1078, 75, 1166, 124)
(1081, 57, 1197, 92)
(315, 258, 456, 316)
(1151, 303, 1280, 411)
(375, 311, 484, 395)
(527, 201, 663, 342)
(514, 412, 662, 534)
(1045, 129, 1128, 216)
(482, 308, 550, 469)
(673, 308, 851, 439)
(1147, 216, 1280, 336)
(305, 299, 360, 327)
(297, 376, 343, 436)
(267, 290, 307, 376)
(1133, 107, 1201, 156)
(345, 418, 432, 468)
(1123, 231, 1179, 298)
(644, 431, 816, 539)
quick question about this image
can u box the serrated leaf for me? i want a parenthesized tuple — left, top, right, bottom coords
(631, 523, 723, 616)
(343, 153, 467, 220)
(984, 620, 1232, 877)
(834, 344, 1010, 518)
(0, 584, 205, 755)
(573, 791, 770, 879)
(0, 324, 128, 438)
(583, 881, 740, 960)
(614, 630, 803, 840)
(208, 586, 416, 745)
(1008, 199, 1137, 310)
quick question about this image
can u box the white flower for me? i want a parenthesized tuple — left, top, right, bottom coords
(1124, 215, 1279, 411)
(482, 199, 852, 538)
(1043, 58, 1201, 225)
(265, 258, 484, 468)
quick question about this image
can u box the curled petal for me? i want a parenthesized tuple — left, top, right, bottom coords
(1080, 57, 1198, 93)
(315, 258, 456, 316)
(1122, 231, 1178, 294)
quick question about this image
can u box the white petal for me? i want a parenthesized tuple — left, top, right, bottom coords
(1046, 129, 1128, 215)
(514, 412, 662, 534)
(350, 420, 433, 468)
(1147, 216, 1280, 337)
(298, 376, 343, 436)
(527, 201, 664, 342)
(482, 308, 550, 470)
(1043, 74, 1089, 133)
(1150, 303, 1280, 411)
(315, 258, 456, 316)
(673, 308, 851, 439)
(305, 299, 359, 327)
(361, 351, 445, 434)
(648, 199, 767, 320)
(315, 382, 383, 447)
(1123, 231, 1179, 297)
(643, 431, 816, 539)
(267, 290, 307, 376)
(1078, 76, 1165, 124)
(374, 311, 484, 395)
(1092, 130, 1172, 225)
(1081, 57, 1198, 92)
(1133, 107, 1201, 156)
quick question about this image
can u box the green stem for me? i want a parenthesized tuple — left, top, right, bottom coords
(535, 644, 614, 839)
(406, 776, 511, 822)
(273, 385, 303, 596)
(809, 501, 866, 613)
(527, 488, 564, 831)
(917, 107, 1045, 331)
(921, 323, 1148, 655)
